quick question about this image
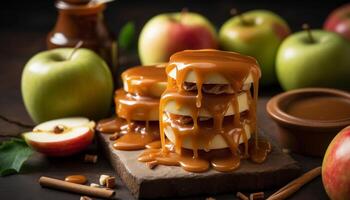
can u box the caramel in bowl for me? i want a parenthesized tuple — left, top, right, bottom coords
(267, 88, 350, 156)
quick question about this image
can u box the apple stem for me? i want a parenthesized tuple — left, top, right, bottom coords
(302, 23, 315, 43)
(67, 40, 84, 60)
(180, 7, 188, 22)
(230, 8, 249, 25)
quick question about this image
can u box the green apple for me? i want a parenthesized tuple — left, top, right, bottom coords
(219, 10, 291, 85)
(21, 48, 114, 123)
(139, 11, 218, 65)
(276, 30, 350, 90)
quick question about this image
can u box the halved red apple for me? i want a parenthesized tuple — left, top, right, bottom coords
(23, 117, 95, 156)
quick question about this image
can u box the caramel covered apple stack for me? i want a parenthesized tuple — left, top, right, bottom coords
(139, 49, 271, 172)
(97, 64, 167, 150)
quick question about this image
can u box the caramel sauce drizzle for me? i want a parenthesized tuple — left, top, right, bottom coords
(115, 89, 159, 123)
(97, 65, 168, 150)
(139, 49, 270, 172)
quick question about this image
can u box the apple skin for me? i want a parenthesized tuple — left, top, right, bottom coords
(24, 128, 94, 157)
(324, 4, 350, 41)
(322, 126, 350, 200)
(138, 12, 218, 65)
(276, 30, 350, 91)
(21, 48, 114, 123)
(219, 10, 291, 85)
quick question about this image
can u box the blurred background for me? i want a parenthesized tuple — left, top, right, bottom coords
(0, 0, 348, 135)
(0, 0, 348, 75)
(1, 0, 348, 33)
(0, 0, 348, 68)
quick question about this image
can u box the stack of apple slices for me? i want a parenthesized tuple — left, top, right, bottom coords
(162, 54, 255, 152)
(97, 64, 168, 150)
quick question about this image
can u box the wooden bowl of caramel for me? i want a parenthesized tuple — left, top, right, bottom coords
(267, 88, 350, 156)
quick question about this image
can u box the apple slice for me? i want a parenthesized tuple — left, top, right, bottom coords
(23, 117, 95, 156)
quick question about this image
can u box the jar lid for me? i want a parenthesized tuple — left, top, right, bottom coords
(61, 0, 90, 5)
(56, 0, 105, 14)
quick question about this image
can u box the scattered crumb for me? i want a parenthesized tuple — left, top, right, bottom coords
(80, 196, 92, 200)
(84, 154, 98, 163)
(236, 191, 249, 200)
(146, 161, 158, 169)
(249, 192, 264, 200)
(106, 177, 116, 189)
(282, 148, 291, 154)
(99, 174, 110, 185)
(90, 183, 100, 188)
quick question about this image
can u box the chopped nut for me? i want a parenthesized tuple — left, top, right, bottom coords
(80, 196, 92, 200)
(182, 82, 234, 94)
(84, 154, 98, 163)
(146, 160, 158, 169)
(109, 132, 120, 141)
(249, 192, 264, 200)
(167, 113, 193, 126)
(236, 192, 249, 200)
(99, 174, 110, 186)
(90, 183, 100, 188)
(202, 84, 234, 94)
(106, 177, 116, 189)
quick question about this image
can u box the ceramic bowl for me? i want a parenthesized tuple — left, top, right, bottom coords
(266, 88, 350, 156)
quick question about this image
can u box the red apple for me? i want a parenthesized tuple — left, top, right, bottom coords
(23, 117, 95, 156)
(322, 125, 350, 200)
(138, 11, 218, 65)
(324, 4, 350, 41)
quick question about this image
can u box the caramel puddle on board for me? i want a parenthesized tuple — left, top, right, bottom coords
(64, 175, 87, 185)
(97, 118, 160, 151)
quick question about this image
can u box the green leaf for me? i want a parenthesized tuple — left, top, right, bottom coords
(0, 138, 33, 176)
(118, 21, 136, 51)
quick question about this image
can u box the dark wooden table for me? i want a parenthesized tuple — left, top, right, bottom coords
(0, 32, 328, 200)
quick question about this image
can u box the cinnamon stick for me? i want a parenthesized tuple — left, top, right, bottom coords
(267, 166, 321, 200)
(39, 176, 115, 199)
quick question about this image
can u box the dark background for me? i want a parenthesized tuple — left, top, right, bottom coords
(0, 0, 348, 131)
(1, 0, 349, 43)
(0, 1, 348, 200)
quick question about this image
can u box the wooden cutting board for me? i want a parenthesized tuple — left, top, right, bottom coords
(98, 131, 301, 199)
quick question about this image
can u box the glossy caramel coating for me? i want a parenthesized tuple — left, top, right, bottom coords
(138, 49, 269, 172)
(122, 65, 167, 98)
(115, 89, 159, 121)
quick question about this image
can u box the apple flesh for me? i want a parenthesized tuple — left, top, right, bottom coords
(23, 117, 95, 156)
(324, 4, 350, 41)
(138, 12, 218, 65)
(219, 10, 290, 85)
(276, 30, 350, 90)
(322, 125, 350, 200)
(21, 48, 114, 123)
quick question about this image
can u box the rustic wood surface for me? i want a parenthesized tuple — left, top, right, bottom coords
(0, 32, 328, 200)
(98, 130, 301, 199)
